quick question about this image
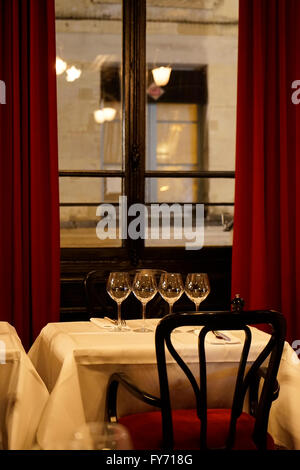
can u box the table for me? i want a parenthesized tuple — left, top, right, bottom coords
(28, 318, 300, 450)
(0, 322, 49, 449)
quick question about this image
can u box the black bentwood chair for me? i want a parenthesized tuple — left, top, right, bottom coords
(84, 270, 115, 317)
(105, 310, 286, 450)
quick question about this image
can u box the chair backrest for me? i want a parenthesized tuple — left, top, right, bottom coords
(155, 310, 286, 450)
(84, 270, 114, 317)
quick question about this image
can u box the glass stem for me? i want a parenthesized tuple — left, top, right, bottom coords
(117, 302, 122, 328)
(195, 303, 199, 312)
(169, 303, 173, 315)
(142, 303, 146, 330)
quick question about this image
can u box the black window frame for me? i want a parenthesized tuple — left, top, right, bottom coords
(58, 0, 235, 318)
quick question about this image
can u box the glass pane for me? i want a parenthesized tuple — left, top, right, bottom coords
(144, 204, 233, 248)
(56, 10, 122, 171)
(204, 205, 234, 247)
(146, 0, 238, 172)
(59, 177, 122, 204)
(156, 103, 198, 122)
(147, 101, 201, 171)
(156, 122, 198, 167)
(60, 175, 123, 247)
(60, 206, 122, 248)
(145, 178, 235, 204)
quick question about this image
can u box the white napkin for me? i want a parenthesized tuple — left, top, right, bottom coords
(193, 330, 241, 344)
(90, 317, 131, 331)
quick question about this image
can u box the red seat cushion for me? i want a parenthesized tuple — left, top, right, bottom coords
(119, 408, 275, 450)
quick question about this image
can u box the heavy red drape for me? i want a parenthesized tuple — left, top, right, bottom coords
(232, 0, 300, 343)
(0, 0, 60, 350)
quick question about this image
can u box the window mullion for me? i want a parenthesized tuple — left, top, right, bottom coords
(123, 0, 146, 266)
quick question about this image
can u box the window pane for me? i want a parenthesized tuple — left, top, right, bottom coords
(156, 103, 198, 122)
(205, 205, 234, 246)
(59, 177, 122, 204)
(60, 206, 122, 248)
(145, 178, 234, 204)
(60, 175, 123, 247)
(148, 103, 199, 169)
(156, 122, 198, 167)
(146, 0, 238, 172)
(56, 12, 122, 172)
(144, 204, 233, 248)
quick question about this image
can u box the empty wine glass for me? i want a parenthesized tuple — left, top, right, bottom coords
(158, 273, 184, 315)
(132, 272, 157, 333)
(106, 272, 131, 331)
(185, 273, 210, 311)
(69, 422, 133, 450)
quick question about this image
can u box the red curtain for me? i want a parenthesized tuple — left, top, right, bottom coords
(0, 0, 60, 350)
(232, 0, 300, 343)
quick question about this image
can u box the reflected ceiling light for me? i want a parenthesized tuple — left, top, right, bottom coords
(66, 66, 82, 82)
(56, 57, 67, 75)
(94, 106, 117, 124)
(94, 109, 105, 124)
(152, 66, 172, 87)
(160, 185, 169, 192)
(102, 107, 117, 122)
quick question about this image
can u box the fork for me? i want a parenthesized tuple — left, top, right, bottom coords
(104, 317, 129, 330)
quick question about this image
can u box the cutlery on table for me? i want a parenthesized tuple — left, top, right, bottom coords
(104, 316, 116, 325)
(212, 330, 231, 341)
(104, 317, 128, 328)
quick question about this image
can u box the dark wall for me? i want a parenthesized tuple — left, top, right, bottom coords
(60, 246, 232, 322)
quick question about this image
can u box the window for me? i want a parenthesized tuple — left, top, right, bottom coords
(57, 4, 123, 248)
(55, 0, 238, 317)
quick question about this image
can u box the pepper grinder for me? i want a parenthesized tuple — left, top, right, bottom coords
(231, 294, 245, 312)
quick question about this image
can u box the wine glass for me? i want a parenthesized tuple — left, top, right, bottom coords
(185, 273, 210, 311)
(106, 272, 131, 331)
(158, 273, 184, 315)
(132, 272, 157, 333)
(69, 422, 133, 450)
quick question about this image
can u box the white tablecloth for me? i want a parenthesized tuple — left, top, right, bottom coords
(0, 322, 49, 449)
(28, 318, 300, 450)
